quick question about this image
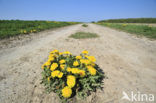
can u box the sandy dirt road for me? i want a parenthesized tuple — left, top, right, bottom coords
(0, 24, 156, 103)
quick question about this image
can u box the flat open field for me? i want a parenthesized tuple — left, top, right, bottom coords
(117, 23, 156, 27)
(0, 20, 77, 39)
(97, 23, 156, 39)
(0, 24, 156, 103)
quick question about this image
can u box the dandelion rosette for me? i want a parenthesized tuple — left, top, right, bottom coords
(41, 50, 104, 102)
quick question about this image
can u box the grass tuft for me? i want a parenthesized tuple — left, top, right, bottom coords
(69, 32, 99, 39)
(82, 24, 88, 27)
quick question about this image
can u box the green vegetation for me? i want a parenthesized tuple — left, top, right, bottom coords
(69, 32, 99, 39)
(82, 24, 88, 27)
(98, 18, 156, 23)
(0, 20, 78, 39)
(97, 23, 156, 39)
(41, 50, 104, 102)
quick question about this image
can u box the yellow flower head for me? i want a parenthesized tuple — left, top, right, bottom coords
(58, 72, 63, 78)
(76, 56, 82, 59)
(49, 53, 55, 57)
(85, 55, 89, 58)
(50, 49, 59, 54)
(67, 67, 72, 72)
(80, 59, 90, 65)
(80, 59, 85, 64)
(87, 66, 96, 75)
(53, 49, 59, 53)
(51, 70, 63, 78)
(59, 59, 66, 64)
(62, 86, 72, 98)
(63, 51, 72, 55)
(79, 70, 86, 77)
(50, 63, 58, 71)
(59, 52, 63, 55)
(44, 61, 51, 66)
(41, 64, 45, 69)
(71, 68, 80, 74)
(48, 56, 55, 61)
(51, 70, 60, 77)
(24, 30, 27, 33)
(82, 50, 88, 55)
(60, 64, 65, 70)
(73, 61, 79, 66)
(67, 75, 76, 88)
(88, 56, 96, 62)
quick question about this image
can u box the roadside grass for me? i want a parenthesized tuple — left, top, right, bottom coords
(97, 18, 156, 23)
(0, 20, 78, 39)
(69, 32, 99, 39)
(82, 24, 88, 27)
(97, 23, 156, 39)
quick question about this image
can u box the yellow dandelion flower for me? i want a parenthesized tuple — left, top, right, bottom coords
(82, 50, 88, 54)
(60, 64, 65, 70)
(71, 68, 79, 74)
(59, 52, 63, 55)
(59, 59, 65, 64)
(67, 75, 76, 88)
(50, 49, 59, 54)
(49, 53, 55, 57)
(67, 67, 72, 72)
(80, 59, 84, 63)
(62, 86, 72, 98)
(23, 30, 27, 33)
(89, 68, 96, 75)
(85, 55, 89, 58)
(76, 55, 82, 59)
(45, 61, 51, 66)
(80, 59, 90, 65)
(48, 56, 55, 61)
(51, 70, 60, 77)
(88, 56, 96, 62)
(73, 61, 79, 66)
(58, 72, 63, 78)
(50, 63, 58, 71)
(63, 51, 72, 55)
(87, 66, 96, 75)
(41, 64, 45, 69)
(79, 70, 85, 77)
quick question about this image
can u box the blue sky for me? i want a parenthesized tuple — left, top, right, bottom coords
(0, 0, 156, 22)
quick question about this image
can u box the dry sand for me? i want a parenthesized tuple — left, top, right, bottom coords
(0, 24, 156, 103)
